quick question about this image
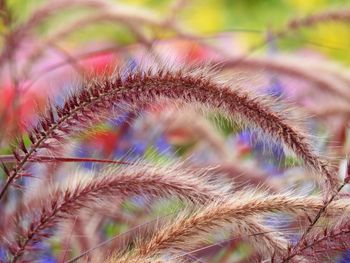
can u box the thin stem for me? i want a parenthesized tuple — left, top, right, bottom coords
(282, 183, 347, 262)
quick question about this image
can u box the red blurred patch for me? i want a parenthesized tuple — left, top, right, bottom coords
(82, 51, 118, 75)
(0, 84, 45, 136)
(173, 40, 216, 62)
(85, 130, 119, 155)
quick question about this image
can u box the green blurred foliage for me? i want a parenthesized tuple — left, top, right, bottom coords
(4, 0, 350, 61)
(120, 0, 350, 61)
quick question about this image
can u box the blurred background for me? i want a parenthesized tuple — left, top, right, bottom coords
(1, 0, 350, 262)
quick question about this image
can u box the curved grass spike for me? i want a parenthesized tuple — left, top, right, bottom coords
(106, 220, 288, 263)
(242, 9, 350, 58)
(116, 192, 349, 262)
(277, 9, 350, 39)
(51, 195, 349, 263)
(7, 162, 231, 262)
(0, 66, 337, 200)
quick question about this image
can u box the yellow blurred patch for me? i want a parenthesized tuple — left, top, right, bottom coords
(185, 1, 224, 34)
(311, 23, 350, 47)
(287, 0, 327, 12)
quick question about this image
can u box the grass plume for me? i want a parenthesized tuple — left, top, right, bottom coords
(0, 65, 337, 200)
